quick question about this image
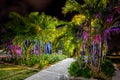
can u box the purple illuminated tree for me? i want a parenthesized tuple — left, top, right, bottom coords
(63, 0, 119, 76)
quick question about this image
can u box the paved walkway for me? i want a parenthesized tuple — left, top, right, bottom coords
(112, 64, 120, 80)
(112, 69, 120, 80)
(25, 58, 75, 80)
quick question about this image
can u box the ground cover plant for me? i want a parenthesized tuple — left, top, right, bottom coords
(0, 64, 38, 80)
(2, 54, 67, 69)
(68, 57, 115, 79)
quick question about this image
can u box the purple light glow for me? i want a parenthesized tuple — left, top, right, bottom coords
(106, 15, 113, 23)
(104, 28, 120, 39)
(34, 45, 39, 55)
(82, 31, 89, 42)
(104, 27, 120, 48)
(95, 13, 101, 18)
(16, 45, 22, 56)
(115, 7, 120, 14)
(104, 30, 111, 40)
(93, 35, 101, 44)
(9, 45, 15, 53)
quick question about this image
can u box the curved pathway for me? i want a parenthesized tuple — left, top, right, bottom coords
(25, 58, 75, 80)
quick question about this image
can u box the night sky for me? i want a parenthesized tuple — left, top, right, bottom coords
(0, 0, 72, 24)
(0, 0, 87, 26)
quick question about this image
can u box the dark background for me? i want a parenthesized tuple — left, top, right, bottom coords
(0, 0, 74, 24)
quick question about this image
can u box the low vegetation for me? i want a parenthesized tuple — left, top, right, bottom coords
(68, 57, 115, 79)
(0, 64, 38, 80)
(2, 54, 67, 69)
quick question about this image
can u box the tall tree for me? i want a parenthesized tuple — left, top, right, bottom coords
(62, 0, 119, 74)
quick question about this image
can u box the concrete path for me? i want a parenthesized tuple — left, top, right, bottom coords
(25, 58, 75, 80)
(112, 69, 120, 80)
(112, 64, 120, 80)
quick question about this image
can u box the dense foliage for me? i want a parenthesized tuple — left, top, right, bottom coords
(101, 59, 115, 77)
(62, 0, 119, 79)
(2, 54, 67, 69)
(68, 58, 115, 79)
(68, 59, 91, 78)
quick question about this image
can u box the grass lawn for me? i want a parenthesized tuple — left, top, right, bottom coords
(0, 64, 38, 80)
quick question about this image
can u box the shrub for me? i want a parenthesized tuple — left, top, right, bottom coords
(28, 54, 40, 66)
(2, 53, 67, 69)
(68, 58, 115, 79)
(41, 54, 67, 64)
(38, 54, 67, 69)
(22, 54, 40, 67)
(68, 61, 81, 76)
(68, 61, 91, 78)
(101, 59, 115, 77)
(17, 58, 25, 65)
(39, 60, 44, 69)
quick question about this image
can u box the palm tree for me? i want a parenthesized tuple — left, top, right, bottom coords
(62, 0, 119, 74)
